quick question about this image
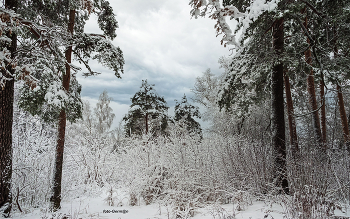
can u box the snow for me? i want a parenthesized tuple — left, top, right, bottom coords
(8, 95, 350, 219)
(237, 0, 279, 44)
(44, 81, 69, 107)
(0, 36, 12, 43)
(130, 105, 141, 111)
(190, 0, 281, 49)
(11, 188, 350, 219)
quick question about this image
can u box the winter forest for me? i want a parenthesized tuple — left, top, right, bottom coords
(1, 0, 350, 218)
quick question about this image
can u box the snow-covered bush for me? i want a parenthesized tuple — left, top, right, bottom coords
(11, 106, 122, 212)
(141, 165, 171, 205)
(278, 137, 350, 219)
(12, 101, 57, 212)
(116, 125, 272, 217)
(11, 85, 350, 219)
(11, 91, 123, 214)
(166, 188, 197, 218)
(280, 185, 342, 219)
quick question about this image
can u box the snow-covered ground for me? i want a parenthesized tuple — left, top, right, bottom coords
(12, 189, 350, 219)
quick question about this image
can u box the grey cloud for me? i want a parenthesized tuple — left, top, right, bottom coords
(77, 0, 232, 129)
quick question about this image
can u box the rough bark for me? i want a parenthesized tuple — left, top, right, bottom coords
(0, 74, 14, 218)
(271, 18, 289, 194)
(333, 36, 350, 154)
(348, 114, 350, 140)
(304, 17, 324, 151)
(0, 0, 17, 217)
(284, 73, 299, 159)
(336, 84, 350, 154)
(320, 79, 326, 144)
(50, 9, 75, 211)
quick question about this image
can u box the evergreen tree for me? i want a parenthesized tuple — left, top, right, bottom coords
(0, 0, 125, 212)
(123, 80, 169, 137)
(190, 0, 290, 193)
(174, 94, 202, 138)
(0, 1, 17, 216)
(46, 3, 123, 210)
(310, 0, 350, 152)
(190, 0, 350, 194)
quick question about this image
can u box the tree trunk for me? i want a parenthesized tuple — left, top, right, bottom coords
(348, 114, 350, 140)
(320, 79, 326, 144)
(145, 113, 148, 134)
(333, 34, 350, 154)
(336, 84, 350, 154)
(305, 56, 323, 148)
(284, 73, 299, 159)
(304, 17, 324, 151)
(271, 18, 289, 194)
(0, 0, 17, 217)
(50, 9, 75, 211)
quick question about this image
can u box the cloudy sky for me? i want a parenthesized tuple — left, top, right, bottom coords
(80, 0, 232, 128)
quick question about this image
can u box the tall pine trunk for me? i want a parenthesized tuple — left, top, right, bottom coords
(50, 9, 75, 211)
(333, 34, 350, 154)
(284, 73, 299, 159)
(336, 84, 350, 153)
(320, 79, 326, 144)
(271, 17, 289, 194)
(304, 17, 324, 152)
(0, 0, 17, 217)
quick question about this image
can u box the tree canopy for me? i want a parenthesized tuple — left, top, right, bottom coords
(123, 80, 169, 137)
(174, 94, 202, 138)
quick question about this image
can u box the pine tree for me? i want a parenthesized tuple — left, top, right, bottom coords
(0, 0, 125, 212)
(271, 16, 289, 194)
(50, 8, 76, 211)
(123, 80, 169, 137)
(174, 94, 202, 138)
(0, 1, 17, 216)
(190, 0, 350, 196)
(46, 2, 123, 210)
(313, 0, 350, 153)
(189, 0, 291, 193)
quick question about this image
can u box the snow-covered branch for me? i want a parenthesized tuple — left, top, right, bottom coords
(73, 33, 124, 77)
(0, 7, 71, 89)
(189, 0, 280, 50)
